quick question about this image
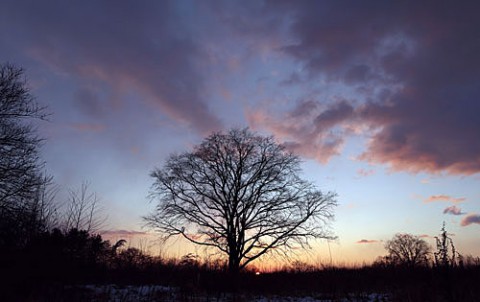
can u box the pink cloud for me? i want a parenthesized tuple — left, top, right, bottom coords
(424, 195, 466, 203)
(356, 239, 379, 244)
(101, 230, 147, 236)
(268, 2, 480, 175)
(443, 205, 464, 216)
(247, 100, 355, 163)
(357, 168, 375, 177)
(460, 213, 480, 227)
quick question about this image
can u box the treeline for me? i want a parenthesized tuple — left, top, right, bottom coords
(0, 63, 108, 300)
(2, 227, 237, 301)
(4, 235, 480, 302)
(3, 228, 151, 298)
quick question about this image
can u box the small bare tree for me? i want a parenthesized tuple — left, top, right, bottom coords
(385, 233, 431, 268)
(434, 222, 459, 268)
(62, 182, 105, 233)
(145, 128, 337, 274)
(26, 174, 59, 231)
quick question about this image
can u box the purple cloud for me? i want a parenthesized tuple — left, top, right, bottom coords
(443, 205, 464, 216)
(73, 87, 105, 119)
(101, 230, 146, 236)
(357, 239, 378, 244)
(0, 1, 222, 134)
(252, 2, 480, 174)
(2, 1, 480, 176)
(248, 99, 355, 163)
(460, 213, 480, 227)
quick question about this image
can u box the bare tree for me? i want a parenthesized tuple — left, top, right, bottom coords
(385, 233, 431, 268)
(145, 128, 337, 273)
(1, 64, 47, 212)
(0, 64, 49, 249)
(434, 222, 459, 268)
(23, 174, 59, 233)
(34, 175, 60, 232)
(62, 181, 106, 233)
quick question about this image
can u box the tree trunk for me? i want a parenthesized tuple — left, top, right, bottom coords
(227, 253, 240, 292)
(228, 253, 240, 273)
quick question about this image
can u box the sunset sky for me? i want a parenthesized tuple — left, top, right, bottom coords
(1, 1, 479, 265)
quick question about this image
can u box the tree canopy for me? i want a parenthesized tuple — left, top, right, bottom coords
(146, 128, 337, 273)
(385, 233, 431, 268)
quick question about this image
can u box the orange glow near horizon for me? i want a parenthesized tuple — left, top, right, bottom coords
(101, 232, 385, 270)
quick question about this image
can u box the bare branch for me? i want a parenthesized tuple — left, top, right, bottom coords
(61, 181, 106, 233)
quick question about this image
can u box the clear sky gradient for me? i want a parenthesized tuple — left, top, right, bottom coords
(1, 0, 479, 265)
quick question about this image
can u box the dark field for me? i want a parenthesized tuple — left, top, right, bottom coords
(2, 243, 479, 302)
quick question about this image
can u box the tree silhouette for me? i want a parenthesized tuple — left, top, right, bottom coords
(434, 222, 459, 268)
(385, 233, 431, 268)
(0, 64, 50, 250)
(146, 128, 337, 274)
